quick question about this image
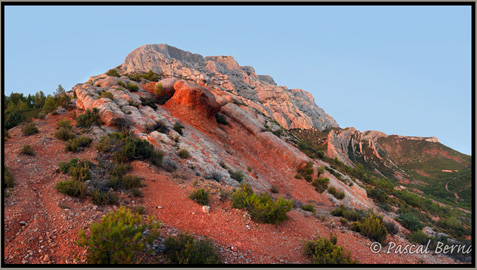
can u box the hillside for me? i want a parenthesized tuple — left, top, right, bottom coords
(3, 44, 472, 265)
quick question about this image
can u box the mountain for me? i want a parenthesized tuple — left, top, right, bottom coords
(291, 127, 472, 208)
(3, 44, 471, 265)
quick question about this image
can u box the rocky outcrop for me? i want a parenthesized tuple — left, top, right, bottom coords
(164, 80, 221, 122)
(117, 44, 339, 131)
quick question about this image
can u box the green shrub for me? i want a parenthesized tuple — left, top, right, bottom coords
(106, 69, 120, 77)
(4, 166, 15, 188)
(270, 185, 279, 194)
(178, 148, 190, 159)
(385, 221, 399, 235)
(76, 108, 102, 128)
(303, 235, 358, 264)
(328, 186, 345, 200)
(59, 158, 90, 174)
(128, 70, 159, 82)
(146, 121, 168, 134)
(312, 177, 329, 193)
(231, 183, 293, 224)
(173, 122, 184, 135)
(78, 206, 161, 264)
(153, 82, 163, 97)
(126, 83, 139, 92)
(189, 188, 209, 205)
(91, 189, 119, 205)
(55, 180, 87, 198)
(57, 119, 73, 129)
(149, 150, 163, 167)
(331, 205, 366, 222)
(350, 214, 388, 244)
(69, 163, 91, 182)
(20, 144, 35, 155)
(122, 174, 142, 189)
(398, 212, 424, 232)
(298, 162, 314, 182)
(139, 97, 158, 110)
(65, 135, 92, 152)
(229, 169, 244, 182)
(367, 188, 390, 204)
(101, 91, 114, 100)
(21, 122, 39, 136)
(113, 136, 154, 163)
(164, 232, 221, 264)
(55, 127, 75, 141)
(294, 174, 302, 179)
(215, 113, 228, 125)
(302, 204, 316, 214)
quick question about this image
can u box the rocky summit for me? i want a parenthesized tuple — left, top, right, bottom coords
(119, 44, 339, 131)
(3, 44, 471, 265)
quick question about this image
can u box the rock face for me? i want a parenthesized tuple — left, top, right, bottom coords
(117, 44, 339, 131)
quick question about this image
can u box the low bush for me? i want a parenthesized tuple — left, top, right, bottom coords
(350, 214, 388, 244)
(127, 70, 159, 82)
(149, 150, 164, 167)
(65, 135, 92, 152)
(367, 187, 390, 204)
(101, 91, 114, 100)
(178, 149, 190, 159)
(78, 206, 161, 264)
(59, 158, 90, 174)
(20, 144, 35, 155)
(385, 221, 399, 235)
(21, 122, 39, 136)
(57, 119, 73, 129)
(215, 113, 228, 125)
(112, 117, 130, 131)
(173, 122, 184, 135)
(312, 178, 329, 193)
(76, 108, 102, 128)
(270, 185, 279, 194)
(189, 188, 209, 205)
(206, 171, 222, 182)
(301, 204, 316, 214)
(91, 189, 119, 205)
(126, 83, 139, 92)
(55, 127, 75, 141)
(303, 235, 358, 264)
(146, 121, 168, 134)
(69, 163, 91, 182)
(106, 69, 120, 77)
(122, 174, 142, 189)
(231, 183, 293, 224)
(162, 158, 177, 172)
(331, 205, 366, 222)
(4, 166, 15, 188)
(164, 232, 222, 264)
(328, 186, 345, 200)
(229, 169, 244, 182)
(398, 212, 424, 232)
(139, 97, 158, 110)
(298, 162, 314, 182)
(55, 180, 87, 198)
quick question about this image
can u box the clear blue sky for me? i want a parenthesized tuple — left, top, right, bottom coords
(4, 5, 472, 155)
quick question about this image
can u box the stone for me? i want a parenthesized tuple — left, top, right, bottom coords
(202, 205, 210, 214)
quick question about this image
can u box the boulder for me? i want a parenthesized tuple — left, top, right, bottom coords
(165, 80, 221, 119)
